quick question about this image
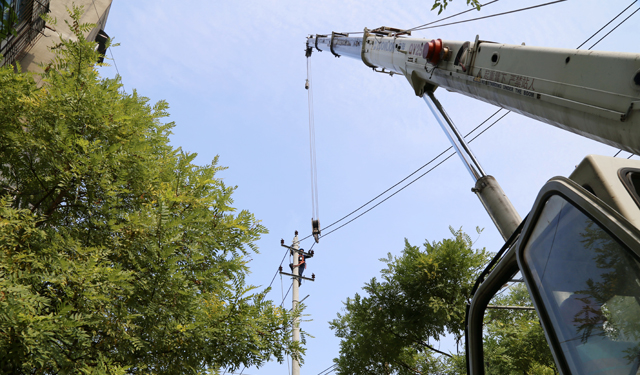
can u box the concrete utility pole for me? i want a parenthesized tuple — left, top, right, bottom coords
(279, 232, 315, 375)
(291, 231, 301, 375)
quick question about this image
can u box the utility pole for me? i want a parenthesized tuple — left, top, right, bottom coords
(279, 231, 316, 375)
(291, 231, 301, 375)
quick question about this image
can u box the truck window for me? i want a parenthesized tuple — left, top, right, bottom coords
(522, 195, 640, 375)
(619, 168, 640, 209)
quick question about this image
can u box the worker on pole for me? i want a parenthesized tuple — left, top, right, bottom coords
(290, 247, 314, 286)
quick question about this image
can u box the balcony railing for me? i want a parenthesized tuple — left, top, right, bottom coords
(0, 0, 50, 67)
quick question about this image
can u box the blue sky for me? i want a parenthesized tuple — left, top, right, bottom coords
(98, 0, 639, 373)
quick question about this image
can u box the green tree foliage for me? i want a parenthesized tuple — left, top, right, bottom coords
(483, 283, 557, 374)
(329, 227, 491, 374)
(431, 0, 482, 15)
(0, 6, 300, 374)
(0, 0, 19, 41)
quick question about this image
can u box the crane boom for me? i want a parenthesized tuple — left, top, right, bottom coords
(309, 28, 640, 375)
(308, 30, 640, 153)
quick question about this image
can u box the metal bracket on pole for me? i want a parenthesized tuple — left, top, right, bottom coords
(279, 271, 316, 282)
(280, 241, 314, 257)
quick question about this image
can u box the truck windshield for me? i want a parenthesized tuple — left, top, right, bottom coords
(523, 194, 640, 375)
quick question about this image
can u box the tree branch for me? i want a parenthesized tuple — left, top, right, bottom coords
(417, 341, 452, 358)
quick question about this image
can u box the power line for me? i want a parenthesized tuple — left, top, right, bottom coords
(411, 0, 566, 31)
(576, 0, 638, 49)
(320, 108, 503, 235)
(406, 0, 500, 32)
(317, 364, 338, 375)
(300, 110, 507, 242)
(267, 248, 290, 291)
(318, 0, 500, 38)
(588, 6, 639, 50)
(280, 284, 293, 307)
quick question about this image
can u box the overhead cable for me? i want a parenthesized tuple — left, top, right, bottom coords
(317, 364, 338, 375)
(411, 0, 566, 31)
(405, 0, 500, 32)
(280, 284, 293, 307)
(300, 111, 508, 241)
(588, 6, 639, 50)
(318, 0, 500, 37)
(578, 0, 638, 49)
(317, 108, 504, 235)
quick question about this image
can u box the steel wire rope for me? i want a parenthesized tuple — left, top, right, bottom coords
(410, 0, 566, 31)
(299, 109, 506, 241)
(307, 57, 320, 221)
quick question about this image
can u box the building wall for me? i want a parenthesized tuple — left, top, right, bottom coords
(17, 0, 112, 77)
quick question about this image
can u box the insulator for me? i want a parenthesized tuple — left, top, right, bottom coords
(281, 239, 284, 245)
(311, 273, 315, 280)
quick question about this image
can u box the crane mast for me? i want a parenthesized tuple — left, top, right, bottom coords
(308, 29, 640, 153)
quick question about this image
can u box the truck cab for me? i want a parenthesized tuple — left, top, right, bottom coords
(467, 155, 640, 375)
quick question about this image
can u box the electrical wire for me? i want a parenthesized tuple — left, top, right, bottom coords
(280, 284, 293, 307)
(577, 0, 638, 49)
(410, 0, 566, 31)
(267, 248, 290, 291)
(300, 110, 508, 242)
(320, 108, 503, 235)
(405, 0, 500, 32)
(317, 364, 338, 375)
(315, 0, 500, 39)
(588, 6, 639, 50)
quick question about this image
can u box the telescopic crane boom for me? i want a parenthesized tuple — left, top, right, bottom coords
(308, 30, 640, 153)
(309, 28, 640, 375)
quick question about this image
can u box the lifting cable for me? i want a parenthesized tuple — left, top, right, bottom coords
(306, 47, 321, 242)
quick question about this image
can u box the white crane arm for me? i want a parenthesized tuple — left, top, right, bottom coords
(308, 30, 640, 153)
